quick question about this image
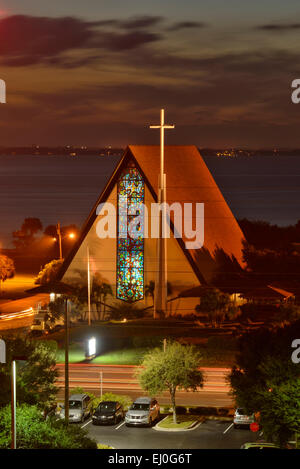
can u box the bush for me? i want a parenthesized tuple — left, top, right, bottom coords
(188, 407, 204, 415)
(160, 405, 171, 414)
(218, 407, 229, 417)
(175, 406, 187, 415)
(0, 404, 97, 449)
(89, 392, 132, 412)
(189, 406, 218, 416)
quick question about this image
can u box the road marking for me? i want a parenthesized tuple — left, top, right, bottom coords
(115, 421, 125, 430)
(223, 423, 234, 434)
(81, 419, 92, 429)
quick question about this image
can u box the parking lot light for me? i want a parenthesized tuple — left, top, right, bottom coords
(86, 337, 96, 359)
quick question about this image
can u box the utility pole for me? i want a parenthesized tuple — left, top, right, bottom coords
(11, 360, 16, 449)
(64, 299, 69, 424)
(56, 222, 63, 260)
(100, 371, 103, 398)
(87, 246, 91, 326)
(150, 109, 175, 318)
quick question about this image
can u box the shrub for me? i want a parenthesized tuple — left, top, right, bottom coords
(188, 407, 204, 415)
(175, 406, 187, 415)
(89, 392, 132, 412)
(189, 406, 218, 416)
(0, 404, 97, 449)
(218, 407, 229, 417)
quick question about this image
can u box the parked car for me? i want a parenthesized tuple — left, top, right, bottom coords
(125, 397, 160, 427)
(240, 442, 280, 449)
(234, 408, 255, 428)
(92, 401, 124, 425)
(58, 394, 91, 423)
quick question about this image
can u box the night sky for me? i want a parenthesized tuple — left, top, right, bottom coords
(1, 1, 300, 147)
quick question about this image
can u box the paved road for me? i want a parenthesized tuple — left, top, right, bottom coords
(56, 364, 233, 407)
(80, 418, 256, 449)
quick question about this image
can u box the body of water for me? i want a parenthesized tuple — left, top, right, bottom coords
(0, 153, 299, 247)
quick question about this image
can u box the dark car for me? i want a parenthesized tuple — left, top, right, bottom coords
(92, 401, 124, 425)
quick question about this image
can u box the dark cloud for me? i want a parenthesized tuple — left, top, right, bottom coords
(256, 23, 300, 31)
(0, 15, 162, 66)
(120, 15, 164, 29)
(168, 21, 208, 31)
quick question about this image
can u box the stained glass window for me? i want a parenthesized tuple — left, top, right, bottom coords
(117, 166, 144, 302)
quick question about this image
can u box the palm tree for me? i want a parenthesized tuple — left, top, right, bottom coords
(145, 281, 173, 317)
(145, 281, 155, 304)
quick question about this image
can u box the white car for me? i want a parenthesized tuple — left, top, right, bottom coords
(125, 397, 160, 427)
(59, 394, 91, 423)
(234, 408, 255, 428)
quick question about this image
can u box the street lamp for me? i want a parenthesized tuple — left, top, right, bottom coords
(53, 222, 76, 260)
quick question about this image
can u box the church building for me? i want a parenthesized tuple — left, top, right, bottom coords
(58, 145, 245, 317)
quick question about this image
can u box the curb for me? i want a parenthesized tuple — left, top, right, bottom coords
(153, 416, 203, 432)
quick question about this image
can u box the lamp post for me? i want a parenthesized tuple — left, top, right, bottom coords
(54, 222, 76, 260)
(26, 282, 75, 426)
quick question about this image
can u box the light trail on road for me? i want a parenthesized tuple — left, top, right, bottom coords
(56, 363, 233, 407)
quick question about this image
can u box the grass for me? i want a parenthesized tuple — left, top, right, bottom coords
(56, 345, 148, 365)
(91, 348, 147, 365)
(56, 344, 85, 363)
(157, 415, 199, 429)
(56, 344, 235, 366)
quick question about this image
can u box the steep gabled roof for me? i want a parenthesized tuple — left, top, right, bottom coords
(58, 145, 245, 284)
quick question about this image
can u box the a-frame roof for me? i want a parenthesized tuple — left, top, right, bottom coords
(58, 145, 245, 284)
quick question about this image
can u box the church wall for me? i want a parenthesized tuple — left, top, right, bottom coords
(62, 182, 202, 317)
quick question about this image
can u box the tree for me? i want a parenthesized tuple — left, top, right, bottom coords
(0, 404, 97, 449)
(92, 273, 112, 320)
(45, 295, 81, 324)
(272, 301, 300, 327)
(35, 258, 63, 285)
(12, 217, 43, 249)
(145, 280, 155, 303)
(137, 341, 204, 424)
(0, 254, 15, 293)
(195, 288, 240, 327)
(228, 321, 300, 446)
(258, 378, 300, 447)
(0, 337, 58, 411)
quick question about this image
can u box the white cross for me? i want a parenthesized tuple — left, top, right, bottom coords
(149, 109, 175, 318)
(150, 109, 175, 190)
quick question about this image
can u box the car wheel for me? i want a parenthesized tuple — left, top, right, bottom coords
(234, 423, 238, 429)
(149, 417, 152, 427)
(81, 415, 85, 423)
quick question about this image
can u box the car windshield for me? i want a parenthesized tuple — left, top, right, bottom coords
(131, 403, 150, 411)
(99, 403, 116, 412)
(237, 408, 246, 415)
(69, 400, 82, 409)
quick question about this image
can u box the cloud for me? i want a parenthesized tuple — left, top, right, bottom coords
(168, 21, 208, 31)
(120, 15, 164, 29)
(256, 23, 300, 31)
(0, 15, 162, 67)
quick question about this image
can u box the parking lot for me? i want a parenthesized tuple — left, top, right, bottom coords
(79, 417, 258, 449)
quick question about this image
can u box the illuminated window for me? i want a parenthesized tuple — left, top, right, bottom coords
(117, 165, 144, 302)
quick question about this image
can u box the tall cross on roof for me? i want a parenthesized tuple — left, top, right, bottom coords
(150, 109, 175, 318)
(150, 109, 175, 191)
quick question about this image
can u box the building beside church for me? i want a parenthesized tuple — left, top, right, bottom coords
(58, 145, 246, 317)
